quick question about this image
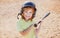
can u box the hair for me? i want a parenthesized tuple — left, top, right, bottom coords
(17, 6, 37, 21)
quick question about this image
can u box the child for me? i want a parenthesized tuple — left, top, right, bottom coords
(17, 2, 37, 38)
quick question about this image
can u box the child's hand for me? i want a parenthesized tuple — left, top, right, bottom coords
(17, 15, 21, 20)
(33, 21, 41, 30)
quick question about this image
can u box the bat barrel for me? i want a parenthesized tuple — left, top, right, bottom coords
(42, 12, 50, 20)
(37, 12, 50, 25)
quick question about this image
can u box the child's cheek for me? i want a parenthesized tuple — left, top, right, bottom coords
(28, 13, 32, 18)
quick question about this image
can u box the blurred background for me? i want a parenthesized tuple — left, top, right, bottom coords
(0, 0, 60, 38)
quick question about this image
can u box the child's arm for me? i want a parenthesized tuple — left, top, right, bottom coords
(20, 12, 50, 36)
(19, 25, 33, 36)
(20, 28, 30, 36)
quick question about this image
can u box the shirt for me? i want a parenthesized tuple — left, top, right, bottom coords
(17, 18, 36, 38)
(17, 18, 35, 31)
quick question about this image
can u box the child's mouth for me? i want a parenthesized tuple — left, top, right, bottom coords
(24, 14, 32, 20)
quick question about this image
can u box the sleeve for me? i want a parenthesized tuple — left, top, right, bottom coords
(17, 19, 24, 32)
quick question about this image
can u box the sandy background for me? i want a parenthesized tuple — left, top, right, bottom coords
(0, 0, 60, 38)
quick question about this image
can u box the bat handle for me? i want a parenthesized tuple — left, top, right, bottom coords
(38, 21, 42, 24)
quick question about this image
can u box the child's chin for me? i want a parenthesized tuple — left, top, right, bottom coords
(26, 19, 30, 20)
(25, 17, 30, 19)
(25, 18, 31, 21)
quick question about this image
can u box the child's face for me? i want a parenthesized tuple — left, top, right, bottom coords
(22, 7, 35, 20)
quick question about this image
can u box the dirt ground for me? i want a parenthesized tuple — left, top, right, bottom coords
(0, 0, 60, 38)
